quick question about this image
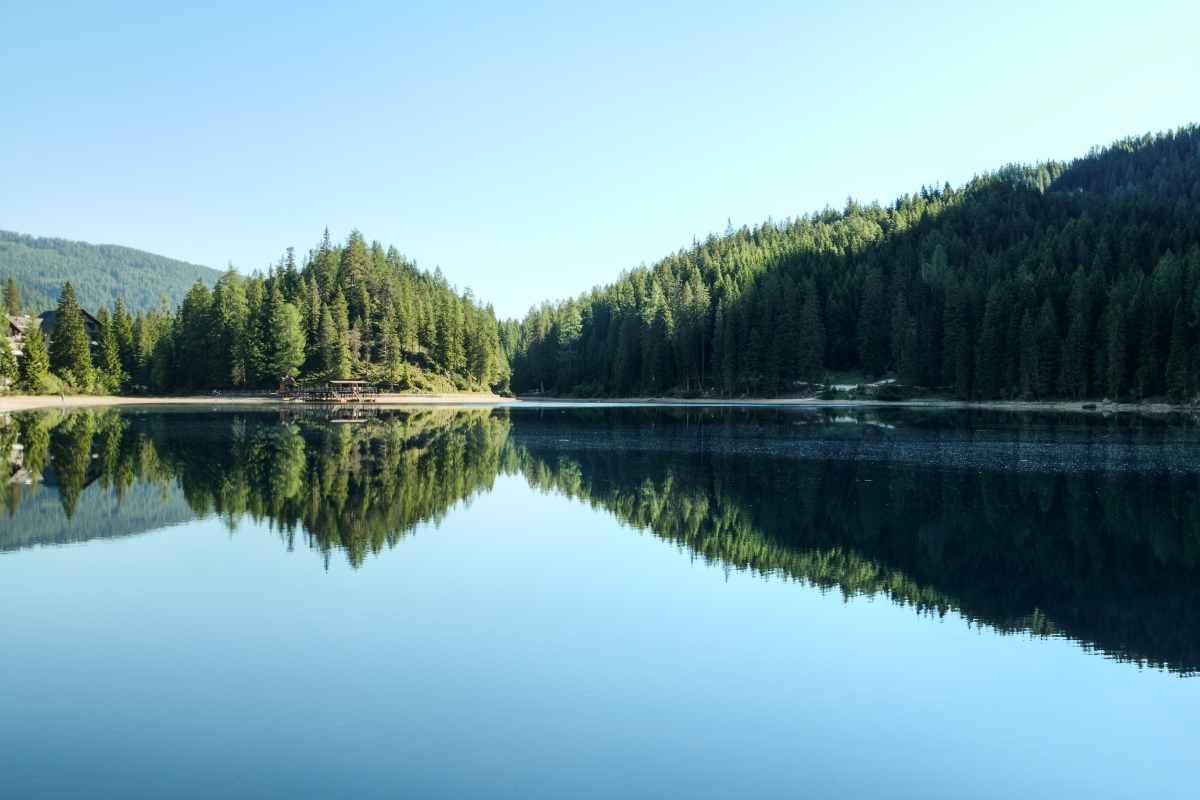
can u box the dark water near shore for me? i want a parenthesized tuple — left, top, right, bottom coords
(1, 405, 1197, 799)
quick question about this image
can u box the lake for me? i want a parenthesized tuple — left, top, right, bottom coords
(1, 404, 1197, 799)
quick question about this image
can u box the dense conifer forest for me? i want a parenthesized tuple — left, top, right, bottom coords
(3, 230, 509, 394)
(5, 125, 1200, 401)
(508, 126, 1200, 401)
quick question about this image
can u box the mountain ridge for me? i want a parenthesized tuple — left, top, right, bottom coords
(0, 229, 222, 314)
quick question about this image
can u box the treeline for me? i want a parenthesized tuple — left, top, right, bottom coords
(3, 230, 510, 394)
(508, 125, 1200, 401)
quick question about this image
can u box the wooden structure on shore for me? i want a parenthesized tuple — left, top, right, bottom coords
(278, 379, 380, 404)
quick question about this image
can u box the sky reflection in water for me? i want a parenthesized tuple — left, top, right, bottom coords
(1, 405, 1197, 799)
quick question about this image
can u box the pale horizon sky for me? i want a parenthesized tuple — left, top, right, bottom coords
(3, 1, 1197, 318)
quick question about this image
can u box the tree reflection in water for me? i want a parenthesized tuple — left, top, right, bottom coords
(3, 406, 1199, 674)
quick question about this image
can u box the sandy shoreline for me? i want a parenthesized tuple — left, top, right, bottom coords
(0, 392, 1193, 415)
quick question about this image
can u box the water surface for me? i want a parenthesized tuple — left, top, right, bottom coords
(1, 405, 1197, 798)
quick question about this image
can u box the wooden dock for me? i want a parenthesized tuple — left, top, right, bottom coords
(279, 380, 380, 404)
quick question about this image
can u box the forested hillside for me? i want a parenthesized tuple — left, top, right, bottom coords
(6, 229, 509, 394)
(0, 231, 221, 313)
(507, 125, 1200, 401)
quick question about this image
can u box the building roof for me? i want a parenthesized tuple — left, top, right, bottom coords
(36, 308, 102, 336)
(6, 314, 35, 335)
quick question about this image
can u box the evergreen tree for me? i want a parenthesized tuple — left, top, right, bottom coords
(96, 308, 125, 392)
(0, 334, 17, 389)
(175, 281, 216, 389)
(857, 270, 889, 378)
(1166, 301, 1190, 404)
(1058, 271, 1093, 399)
(48, 282, 93, 389)
(1019, 310, 1039, 398)
(211, 269, 250, 386)
(797, 280, 825, 383)
(112, 297, 135, 378)
(18, 326, 50, 392)
(264, 302, 306, 380)
(974, 284, 1007, 398)
(1035, 300, 1060, 399)
(319, 304, 350, 379)
(339, 230, 372, 325)
(1104, 295, 1129, 400)
(4, 277, 20, 315)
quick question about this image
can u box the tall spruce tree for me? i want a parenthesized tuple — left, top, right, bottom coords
(1166, 301, 1190, 403)
(18, 326, 50, 392)
(48, 282, 93, 389)
(96, 308, 125, 392)
(0, 334, 17, 389)
(4, 277, 20, 316)
(264, 302, 306, 380)
(112, 297, 135, 378)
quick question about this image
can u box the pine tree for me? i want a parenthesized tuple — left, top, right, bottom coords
(319, 304, 350, 379)
(1166, 301, 1190, 404)
(113, 297, 135, 378)
(96, 308, 125, 393)
(249, 283, 281, 386)
(48, 282, 93, 390)
(857, 270, 889, 378)
(4, 277, 20, 316)
(339, 231, 372, 326)
(710, 300, 726, 395)
(18, 326, 50, 392)
(942, 280, 966, 390)
(1035, 300, 1060, 398)
(313, 228, 338, 299)
(1058, 271, 1093, 399)
(0, 335, 17, 390)
(304, 277, 322, 368)
(212, 269, 250, 386)
(797, 280, 825, 383)
(264, 302, 306, 380)
(974, 284, 1007, 398)
(1019, 310, 1039, 398)
(1104, 298, 1128, 400)
(555, 301, 583, 391)
(176, 281, 216, 388)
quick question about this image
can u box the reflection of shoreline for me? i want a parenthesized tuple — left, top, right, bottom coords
(0, 393, 513, 414)
(5, 405, 1200, 675)
(2, 394, 1199, 417)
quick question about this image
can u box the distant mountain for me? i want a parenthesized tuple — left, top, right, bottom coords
(0, 230, 222, 314)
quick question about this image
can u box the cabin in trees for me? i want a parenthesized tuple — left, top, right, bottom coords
(5, 314, 35, 357)
(5, 309, 103, 357)
(37, 308, 103, 349)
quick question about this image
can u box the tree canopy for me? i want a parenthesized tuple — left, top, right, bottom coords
(38, 229, 511, 394)
(507, 125, 1200, 401)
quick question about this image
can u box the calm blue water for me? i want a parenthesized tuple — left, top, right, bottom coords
(0, 406, 1197, 798)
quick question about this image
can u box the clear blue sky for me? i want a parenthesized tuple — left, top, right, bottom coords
(2, 1, 1196, 318)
